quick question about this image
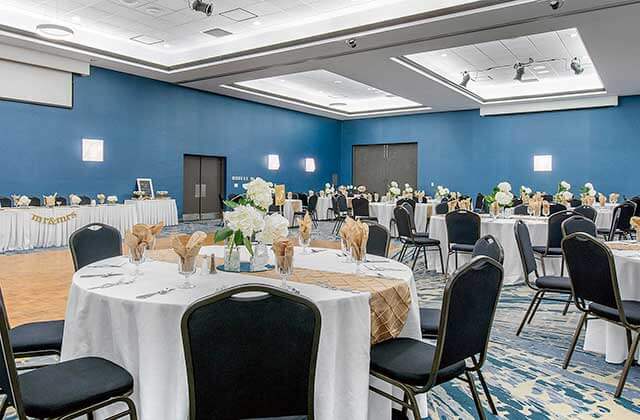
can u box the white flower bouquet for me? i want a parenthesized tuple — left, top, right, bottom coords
(96, 193, 106, 204)
(256, 213, 289, 245)
(215, 204, 266, 255)
(357, 185, 367, 193)
(243, 177, 274, 211)
(15, 195, 31, 207)
(435, 185, 450, 200)
(484, 181, 514, 209)
(107, 195, 118, 204)
(580, 182, 597, 200)
(69, 194, 82, 206)
(555, 181, 573, 203)
(388, 181, 401, 198)
(44, 193, 57, 208)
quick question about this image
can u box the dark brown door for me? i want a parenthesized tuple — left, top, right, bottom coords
(183, 155, 201, 222)
(183, 155, 225, 221)
(387, 143, 418, 188)
(353, 144, 387, 194)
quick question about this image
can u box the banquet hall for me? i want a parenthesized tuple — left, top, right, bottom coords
(1, 0, 640, 419)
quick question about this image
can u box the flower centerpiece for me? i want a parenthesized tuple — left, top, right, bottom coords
(69, 194, 82, 206)
(435, 185, 450, 201)
(555, 181, 573, 204)
(388, 181, 401, 199)
(96, 193, 106, 204)
(484, 182, 514, 217)
(580, 182, 597, 206)
(107, 195, 118, 204)
(13, 195, 31, 208)
(324, 183, 334, 195)
(357, 185, 367, 194)
(520, 186, 532, 203)
(403, 184, 414, 198)
(156, 191, 169, 199)
(44, 193, 57, 208)
(133, 190, 145, 200)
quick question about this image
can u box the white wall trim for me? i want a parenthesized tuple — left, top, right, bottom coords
(480, 95, 618, 116)
(0, 42, 89, 75)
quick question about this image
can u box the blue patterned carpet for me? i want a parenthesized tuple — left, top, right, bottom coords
(9, 220, 640, 419)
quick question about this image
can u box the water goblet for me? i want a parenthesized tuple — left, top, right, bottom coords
(275, 254, 294, 289)
(126, 246, 146, 284)
(178, 256, 197, 289)
(299, 233, 312, 255)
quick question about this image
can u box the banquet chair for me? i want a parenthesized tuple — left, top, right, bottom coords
(298, 193, 308, 207)
(569, 198, 582, 208)
(294, 195, 318, 228)
(561, 233, 640, 398)
(331, 195, 350, 235)
(396, 198, 416, 210)
(181, 284, 320, 420)
(533, 210, 577, 276)
(445, 210, 481, 272)
(598, 201, 636, 241)
(474, 193, 485, 213)
(365, 222, 391, 258)
(573, 205, 597, 222)
(69, 223, 123, 271)
(401, 202, 428, 238)
(79, 195, 91, 205)
(561, 216, 597, 237)
(28, 196, 41, 207)
(0, 290, 138, 420)
(513, 204, 529, 215)
(548, 202, 566, 215)
(435, 202, 448, 215)
(352, 197, 377, 222)
(56, 196, 68, 206)
(395, 206, 443, 272)
(0, 196, 11, 208)
(512, 198, 523, 207)
(514, 220, 573, 336)
(370, 256, 504, 420)
(542, 194, 554, 202)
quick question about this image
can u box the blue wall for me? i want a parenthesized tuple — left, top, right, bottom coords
(0, 67, 341, 214)
(340, 95, 640, 198)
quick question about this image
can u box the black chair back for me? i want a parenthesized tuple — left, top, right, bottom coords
(337, 194, 349, 213)
(573, 205, 597, 221)
(561, 216, 597, 237)
(290, 193, 299, 199)
(28, 197, 41, 207)
(366, 222, 391, 257)
(547, 210, 578, 249)
(299, 193, 308, 207)
(430, 257, 503, 383)
(514, 220, 539, 283)
(401, 202, 417, 231)
(512, 198, 523, 207)
(0, 197, 11, 208)
(445, 210, 481, 246)
(396, 198, 416, 210)
(352, 197, 370, 218)
(569, 198, 582, 208)
(542, 194, 554, 202)
(435, 203, 448, 215)
(474, 193, 485, 212)
(0, 289, 27, 419)
(512, 204, 528, 215)
(79, 195, 91, 205)
(471, 235, 504, 264)
(69, 223, 122, 271)
(613, 201, 637, 235)
(549, 203, 566, 215)
(562, 233, 625, 320)
(629, 196, 640, 216)
(181, 285, 321, 420)
(308, 194, 318, 212)
(393, 207, 413, 240)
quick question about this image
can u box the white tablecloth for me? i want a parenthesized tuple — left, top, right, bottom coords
(369, 203, 432, 236)
(316, 196, 333, 220)
(61, 246, 423, 420)
(428, 214, 559, 285)
(595, 206, 614, 230)
(0, 205, 138, 252)
(124, 199, 178, 226)
(583, 246, 640, 363)
(282, 199, 303, 226)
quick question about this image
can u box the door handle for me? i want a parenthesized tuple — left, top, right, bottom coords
(195, 184, 201, 198)
(201, 184, 207, 198)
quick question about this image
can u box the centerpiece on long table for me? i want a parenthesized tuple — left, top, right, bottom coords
(484, 181, 514, 218)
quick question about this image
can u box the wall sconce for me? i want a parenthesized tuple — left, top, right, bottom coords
(268, 154, 280, 170)
(82, 138, 104, 162)
(304, 158, 316, 172)
(533, 155, 552, 172)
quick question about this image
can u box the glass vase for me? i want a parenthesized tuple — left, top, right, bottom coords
(224, 246, 241, 272)
(250, 242, 269, 271)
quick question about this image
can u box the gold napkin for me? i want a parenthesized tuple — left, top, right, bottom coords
(44, 193, 57, 207)
(300, 212, 313, 241)
(489, 201, 500, 216)
(172, 231, 206, 272)
(585, 196, 595, 206)
(447, 200, 458, 213)
(631, 217, 640, 232)
(349, 220, 369, 261)
(272, 238, 295, 272)
(599, 194, 606, 207)
(125, 222, 165, 260)
(521, 192, 530, 204)
(339, 216, 356, 243)
(542, 200, 550, 215)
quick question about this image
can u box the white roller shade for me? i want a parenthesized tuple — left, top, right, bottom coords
(0, 58, 73, 107)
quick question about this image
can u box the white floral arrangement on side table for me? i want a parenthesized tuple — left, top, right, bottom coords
(156, 191, 169, 199)
(44, 193, 57, 208)
(107, 195, 118, 204)
(256, 212, 289, 245)
(580, 183, 597, 204)
(435, 185, 450, 200)
(388, 181, 401, 199)
(96, 193, 106, 204)
(403, 183, 414, 197)
(13, 195, 31, 208)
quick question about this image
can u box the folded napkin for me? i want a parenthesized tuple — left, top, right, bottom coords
(489, 201, 500, 216)
(599, 193, 606, 207)
(447, 200, 458, 213)
(272, 238, 295, 272)
(528, 199, 541, 217)
(609, 193, 619, 204)
(126, 222, 165, 261)
(521, 192, 530, 204)
(339, 217, 356, 245)
(585, 196, 595, 207)
(299, 212, 313, 242)
(44, 193, 57, 207)
(631, 217, 640, 233)
(542, 200, 550, 215)
(172, 231, 206, 272)
(349, 220, 369, 262)
(287, 192, 293, 199)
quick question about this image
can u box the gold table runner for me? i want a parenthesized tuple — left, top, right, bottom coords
(148, 249, 411, 344)
(607, 242, 640, 251)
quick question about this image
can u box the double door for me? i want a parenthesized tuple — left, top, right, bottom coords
(183, 155, 225, 221)
(352, 143, 417, 193)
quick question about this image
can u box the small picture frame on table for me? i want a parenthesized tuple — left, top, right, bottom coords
(136, 178, 155, 199)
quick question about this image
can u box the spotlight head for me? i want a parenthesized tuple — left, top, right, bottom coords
(514, 63, 526, 82)
(460, 71, 471, 87)
(549, 0, 564, 10)
(346, 38, 357, 49)
(190, 0, 213, 16)
(570, 57, 584, 75)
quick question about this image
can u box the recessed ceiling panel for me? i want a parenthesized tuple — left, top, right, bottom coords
(399, 28, 605, 102)
(231, 70, 425, 115)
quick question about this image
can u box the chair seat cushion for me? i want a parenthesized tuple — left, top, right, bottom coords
(370, 337, 465, 386)
(450, 243, 475, 252)
(532, 246, 562, 255)
(10, 320, 64, 354)
(411, 236, 440, 246)
(534, 276, 572, 291)
(589, 300, 640, 325)
(413, 232, 430, 237)
(20, 357, 134, 418)
(419, 308, 440, 337)
(597, 228, 610, 235)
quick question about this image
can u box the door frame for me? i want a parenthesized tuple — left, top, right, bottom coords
(183, 153, 227, 221)
(351, 141, 418, 188)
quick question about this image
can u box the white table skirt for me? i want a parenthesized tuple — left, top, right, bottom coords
(282, 199, 303, 227)
(124, 199, 178, 226)
(61, 246, 423, 420)
(583, 247, 640, 363)
(369, 203, 431, 236)
(316, 196, 332, 220)
(428, 214, 560, 285)
(0, 205, 138, 252)
(595, 207, 614, 230)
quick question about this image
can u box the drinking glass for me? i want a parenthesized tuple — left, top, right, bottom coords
(542, 206, 550, 217)
(340, 239, 352, 262)
(527, 205, 534, 217)
(126, 246, 146, 284)
(178, 256, 197, 289)
(299, 233, 312, 255)
(276, 254, 294, 289)
(351, 248, 365, 274)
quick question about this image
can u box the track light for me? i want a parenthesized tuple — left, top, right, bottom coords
(570, 57, 584, 75)
(513, 63, 526, 82)
(190, 0, 213, 16)
(460, 71, 471, 87)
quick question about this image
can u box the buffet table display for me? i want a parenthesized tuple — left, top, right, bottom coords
(124, 199, 178, 226)
(61, 245, 423, 420)
(0, 204, 138, 252)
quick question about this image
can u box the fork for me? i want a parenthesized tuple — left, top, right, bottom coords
(136, 288, 175, 299)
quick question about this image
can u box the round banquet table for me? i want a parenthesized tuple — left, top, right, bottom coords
(316, 196, 333, 220)
(283, 199, 303, 226)
(583, 243, 640, 364)
(0, 204, 138, 253)
(123, 199, 179, 226)
(428, 214, 562, 285)
(369, 202, 433, 236)
(61, 246, 423, 420)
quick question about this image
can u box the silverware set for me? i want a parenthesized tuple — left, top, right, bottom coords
(80, 273, 123, 279)
(136, 288, 175, 299)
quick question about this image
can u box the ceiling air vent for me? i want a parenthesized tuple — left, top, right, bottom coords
(203, 28, 233, 38)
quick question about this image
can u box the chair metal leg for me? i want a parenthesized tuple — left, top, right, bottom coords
(438, 247, 445, 275)
(562, 294, 572, 316)
(563, 312, 587, 369)
(561, 255, 565, 276)
(445, 250, 452, 275)
(422, 246, 429, 271)
(540, 256, 547, 276)
(411, 246, 420, 270)
(615, 331, 640, 398)
(454, 251, 459, 269)
(517, 291, 541, 336)
(471, 356, 498, 415)
(465, 370, 486, 420)
(527, 291, 545, 325)
(405, 388, 422, 420)
(87, 412, 94, 420)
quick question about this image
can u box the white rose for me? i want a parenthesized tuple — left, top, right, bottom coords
(107, 195, 118, 203)
(224, 205, 265, 238)
(589, 189, 597, 197)
(325, 183, 331, 189)
(498, 182, 512, 193)
(243, 177, 273, 210)
(495, 191, 513, 206)
(585, 182, 593, 190)
(562, 191, 573, 201)
(256, 213, 289, 244)
(357, 185, 366, 192)
(390, 187, 401, 195)
(405, 187, 413, 193)
(561, 181, 571, 190)
(391, 181, 398, 188)
(405, 183, 410, 188)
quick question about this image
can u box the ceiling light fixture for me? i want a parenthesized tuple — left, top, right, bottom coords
(35, 0, 74, 40)
(513, 58, 534, 82)
(460, 71, 471, 87)
(189, 0, 214, 16)
(570, 57, 584, 75)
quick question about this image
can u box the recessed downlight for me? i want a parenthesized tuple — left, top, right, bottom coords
(329, 102, 348, 107)
(119, 0, 140, 6)
(36, 23, 74, 39)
